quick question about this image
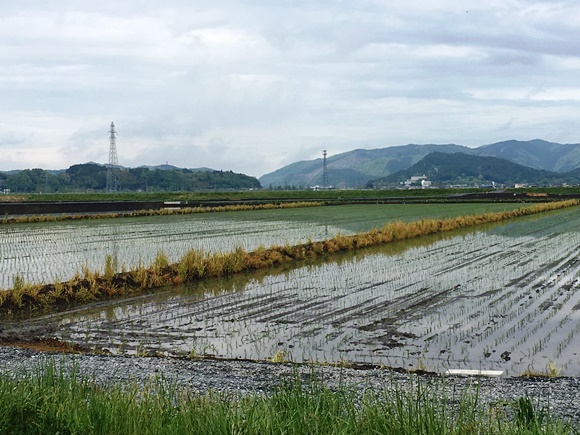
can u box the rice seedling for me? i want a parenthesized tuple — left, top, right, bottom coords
(33, 200, 580, 376)
(3, 201, 580, 375)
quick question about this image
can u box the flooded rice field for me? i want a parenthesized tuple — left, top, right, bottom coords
(12, 205, 580, 377)
(0, 203, 520, 288)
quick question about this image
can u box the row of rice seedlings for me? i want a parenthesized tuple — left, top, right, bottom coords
(0, 213, 343, 288)
(429, 234, 580, 374)
(466, 243, 580, 356)
(1, 200, 577, 314)
(11, 238, 447, 359)
(0, 201, 324, 225)
(46, 235, 576, 367)
(59, 209, 580, 373)
(303, 217, 580, 373)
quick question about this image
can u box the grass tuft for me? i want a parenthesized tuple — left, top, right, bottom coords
(0, 360, 576, 434)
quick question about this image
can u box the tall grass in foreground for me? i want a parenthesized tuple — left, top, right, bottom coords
(0, 360, 576, 435)
(1, 200, 578, 312)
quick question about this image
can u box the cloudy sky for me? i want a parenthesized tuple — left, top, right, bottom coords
(1, 1, 580, 177)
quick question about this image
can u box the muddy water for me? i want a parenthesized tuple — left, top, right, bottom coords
(6, 207, 580, 376)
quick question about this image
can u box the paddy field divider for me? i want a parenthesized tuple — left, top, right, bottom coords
(1, 200, 578, 312)
(0, 201, 324, 224)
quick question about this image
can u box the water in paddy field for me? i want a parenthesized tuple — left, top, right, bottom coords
(0, 203, 523, 289)
(32, 207, 580, 376)
(0, 214, 346, 289)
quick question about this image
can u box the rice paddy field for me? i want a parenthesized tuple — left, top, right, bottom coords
(3, 202, 580, 377)
(0, 203, 523, 289)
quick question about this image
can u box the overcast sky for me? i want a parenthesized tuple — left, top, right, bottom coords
(1, 1, 580, 177)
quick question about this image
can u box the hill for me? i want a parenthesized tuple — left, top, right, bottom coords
(0, 163, 260, 193)
(474, 139, 580, 172)
(259, 140, 580, 188)
(259, 144, 470, 188)
(370, 152, 572, 188)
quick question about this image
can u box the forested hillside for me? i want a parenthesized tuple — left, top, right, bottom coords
(370, 152, 573, 187)
(0, 163, 261, 193)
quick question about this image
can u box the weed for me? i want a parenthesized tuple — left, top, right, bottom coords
(268, 349, 290, 363)
(104, 255, 117, 281)
(521, 361, 560, 378)
(513, 397, 547, 430)
(10, 274, 25, 308)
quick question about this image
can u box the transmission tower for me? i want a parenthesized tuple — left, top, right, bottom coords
(106, 121, 119, 192)
(322, 149, 329, 189)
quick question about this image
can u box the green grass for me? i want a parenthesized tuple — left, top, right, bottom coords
(0, 360, 576, 435)
(5, 186, 580, 204)
(1, 188, 492, 203)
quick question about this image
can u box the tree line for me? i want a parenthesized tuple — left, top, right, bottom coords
(0, 163, 261, 193)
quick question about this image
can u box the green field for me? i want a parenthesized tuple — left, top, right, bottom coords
(0, 188, 490, 203)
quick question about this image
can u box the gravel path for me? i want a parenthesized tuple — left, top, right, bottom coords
(1, 346, 580, 427)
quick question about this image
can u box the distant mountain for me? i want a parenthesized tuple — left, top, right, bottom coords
(259, 140, 580, 188)
(138, 164, 214, 172)
(474, 139, 580, 172)
(259, 144, 470, 188)
(370, 152, 572, 188)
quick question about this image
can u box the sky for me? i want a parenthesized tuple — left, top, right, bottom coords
(1, 1, 580, 178)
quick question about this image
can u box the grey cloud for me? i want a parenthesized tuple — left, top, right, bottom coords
(2, 1, 580, 175)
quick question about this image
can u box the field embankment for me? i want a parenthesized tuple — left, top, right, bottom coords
(0, 201, 323, 224)
(0, 200, 577, 313)
(2, 188, 579, 219)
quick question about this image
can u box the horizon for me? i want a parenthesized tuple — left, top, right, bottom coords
(0, 138, 574, 178)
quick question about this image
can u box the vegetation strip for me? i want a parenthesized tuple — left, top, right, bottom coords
(1, 200, 577, 313)
(0, 361, 576, 434)
(0, 201, 323, 225)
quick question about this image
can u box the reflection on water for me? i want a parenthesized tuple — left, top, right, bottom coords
(0, 202, 530, 288)
(31, 208, 580, 376)
(2, 206, 580, 375)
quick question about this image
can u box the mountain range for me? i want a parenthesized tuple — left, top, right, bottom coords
(259, 140, 580, 188)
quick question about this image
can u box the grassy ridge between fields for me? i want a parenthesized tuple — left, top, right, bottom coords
(0, 201, 324, 225)
(1, 200, 578, 313)
(0, 360, 577, 435)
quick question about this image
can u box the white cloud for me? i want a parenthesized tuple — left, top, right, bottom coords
(1, 1, 580, 178)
